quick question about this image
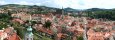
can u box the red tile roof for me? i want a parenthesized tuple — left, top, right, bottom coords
(8, 33, 20, 40)
(0, 27, 21, 40)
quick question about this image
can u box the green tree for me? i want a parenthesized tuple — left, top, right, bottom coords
(44, 20, 51, 29)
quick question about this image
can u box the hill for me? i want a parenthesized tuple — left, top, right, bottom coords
(0, 4, 80, 14)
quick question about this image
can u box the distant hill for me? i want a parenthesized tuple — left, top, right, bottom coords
(0, 4, 80, 14)
(0, 4, 115, 14)
(64, 7, 80, 13)
(84, 8, 111, 12)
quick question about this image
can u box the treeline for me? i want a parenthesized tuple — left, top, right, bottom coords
(84, 8, 115, 20)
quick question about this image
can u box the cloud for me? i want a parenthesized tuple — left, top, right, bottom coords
(0, 0, 115, 9)
(50, 0, 82, 8)
(11, 0, 52, 6)
(0, 0, 7, 5)
(81, 0, 115, 9)
(13, 1, 34, 5)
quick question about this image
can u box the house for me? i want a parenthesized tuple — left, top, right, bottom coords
(12, 18, 25, 24)
(11, 13, 30, 21)
(0, 9, 6, 13)
(0, 27, 21, 40)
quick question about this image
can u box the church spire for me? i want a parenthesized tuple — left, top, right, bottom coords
(24, 14, 33, 40)
(61, 7, 64, 20)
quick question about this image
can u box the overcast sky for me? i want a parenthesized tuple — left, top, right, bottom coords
(0, 0, 115, 9)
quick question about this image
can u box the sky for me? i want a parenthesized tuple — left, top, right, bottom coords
(0, 0, 115, 9)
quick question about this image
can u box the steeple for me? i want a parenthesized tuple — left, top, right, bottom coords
(61, 7, 64, 20)
(62, 7, 64, 16)
(24, 15, 33, 40)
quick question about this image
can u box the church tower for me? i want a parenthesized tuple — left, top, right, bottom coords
(24, 15, 33, 40)
(24, 25, 33, 40)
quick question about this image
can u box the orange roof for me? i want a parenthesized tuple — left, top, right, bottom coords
(0, 31, 3, 35)
(8, 33, 20, 40)
(57, 33, 62, 38)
